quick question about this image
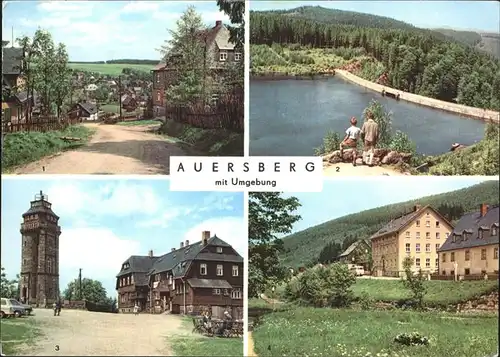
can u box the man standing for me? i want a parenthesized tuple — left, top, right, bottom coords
(360, 111, 380, 166)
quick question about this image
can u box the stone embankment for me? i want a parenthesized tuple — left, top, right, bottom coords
(322, 148, 412, 167)
(335, 69, 500, 123)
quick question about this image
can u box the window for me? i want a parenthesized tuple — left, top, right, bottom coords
(405, 243, 411, 253)
(435, 221, 440, 228)
(425, 258, 430, 268)
(478, 229, 483, 239)
(452, 234, 457, 243)
(23, 259, 27, 266)
(23, 237, 27, 246)
(492, 226, 498, 236)
(212, 288, 221, 295)
(416, 243, 421, 253)
(405, 231, 410, 238)
(494, 247, 499, 260)
(131, 275, 134, 284)
(465, 250, 470, 261)
(200, 264, 207, 275)
(425, 243, 431, 252)
(426, 232, 430, 239)
(416, 232, 420, 239)
(223, 289, 229, 296)
(231, 288, 242, 299)
(436, 232, 440, 239)
(234, 52, 242, 61)
(442, 270, 446, 275)
(463, 231, 469, 241)
(47, 260, 52, 273)
(465, 268, 470, 275)
(216, 247, 223, 253)
(435, 244, 440, 252)
(450, 270, 455, 276)
(156, 91, 160, 102)
(216, 264, 223, 276)
(426, 220, 430, 227)
(415, 258, 421, 267)
(451, 252, 455, 262)
(232, 265, 239, 277)
(416, 220, 420, 227)
(219, 52, 227, 61)
(435, 258, 439, 268)
(481, 249, 486, 260)
(156, 73, 160, 83)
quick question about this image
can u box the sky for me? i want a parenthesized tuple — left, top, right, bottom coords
(1, 178, 245, 297)
(1, 1, 231, 61)
(250, 1, 500, 33)
(284, 177, 498, 235)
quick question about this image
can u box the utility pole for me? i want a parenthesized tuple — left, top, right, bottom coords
(78, 268, 82, 300)
(118, 75, 122, 120)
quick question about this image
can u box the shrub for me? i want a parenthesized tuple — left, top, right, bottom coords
(284, 263, 356, 307)
(394, 332, 430, 346)
(401, 257, 427, 309)
(314, 130, 342, 155)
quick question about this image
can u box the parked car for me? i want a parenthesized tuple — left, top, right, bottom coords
(1, 298, 26, 318)
(11, 299, 32, 315)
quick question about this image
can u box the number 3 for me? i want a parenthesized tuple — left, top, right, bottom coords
(55, 345, 59, 351)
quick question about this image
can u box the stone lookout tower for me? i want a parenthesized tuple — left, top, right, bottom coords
(19, 191, 61, 307)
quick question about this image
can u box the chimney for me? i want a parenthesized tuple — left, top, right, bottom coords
(480, 203, 488, 217)
(202, 231, 210, 245)
(180, 241, 184, 248)
(171, 248, 175, 252)
(185, 240, 189, 247)
(148, 250, 153, 257)
(414, 204, 421, 212)
(215, 20, 222, 27)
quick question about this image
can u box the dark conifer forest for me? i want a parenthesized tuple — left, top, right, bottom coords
(250, 6, 500, 111)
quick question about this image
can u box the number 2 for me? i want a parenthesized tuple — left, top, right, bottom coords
(336, 166, 340, 172)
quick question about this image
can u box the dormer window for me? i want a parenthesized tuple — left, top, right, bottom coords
(216, 247, 223, 253)
(452, 233, 457, 243)
(478, 229, 484, 239)
(219, 52, 227, 61)
(492, 225, 498, 236)
(462, 231, 469, 241)
(200, 264, 207, 275)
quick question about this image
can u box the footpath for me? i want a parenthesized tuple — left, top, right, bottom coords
(335, 69, 499, 123)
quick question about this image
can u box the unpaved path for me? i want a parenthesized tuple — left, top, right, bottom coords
(248, 332, 258, 357)
(12, 123, 187, 175)
(24, 309, 187, 356)
(324, 162, 405, 176)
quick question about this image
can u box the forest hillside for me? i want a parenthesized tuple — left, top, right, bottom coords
(280, 181, 500, 267)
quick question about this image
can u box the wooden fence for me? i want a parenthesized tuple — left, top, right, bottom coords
(2, 116, 82, 133)
(166, 93, 243, 132)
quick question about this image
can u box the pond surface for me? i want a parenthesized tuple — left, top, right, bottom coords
(249, 77, 486, 156)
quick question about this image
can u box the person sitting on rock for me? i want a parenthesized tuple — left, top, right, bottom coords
(340, 117, 361, 166)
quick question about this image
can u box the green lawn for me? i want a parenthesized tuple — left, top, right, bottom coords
(68, 63, 154, 75)
(0, 318, 41, 355)
(268, 278, 498, 307)
(2, 125, 95, 172)
(117, 119, 161, 126)
(252, 307, 498, 357)
(100, 104, 121, 114)
(169, 318, 243, 356)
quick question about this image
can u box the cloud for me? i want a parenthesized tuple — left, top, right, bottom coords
(46, 182, 162, 218)
(136, 207, 191, 228)
(183, 217, 247, 256)
(121, 1, 160, 13)
(59, 227, 140, 294)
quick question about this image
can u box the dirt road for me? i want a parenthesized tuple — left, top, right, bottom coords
(12, 123, 187, 175)
(24, 309, 187, 356)
(324, 162, 405, 176)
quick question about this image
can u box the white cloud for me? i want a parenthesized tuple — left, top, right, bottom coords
(183, 217, 247, 256)
(59, 227, 140, 293)
(46, 182, 162, 218)
(121, 1, 159, 13)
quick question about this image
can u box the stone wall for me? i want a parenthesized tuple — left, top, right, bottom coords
(335, 70, 500, 123)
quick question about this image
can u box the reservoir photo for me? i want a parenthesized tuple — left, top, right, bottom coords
(249, 77, 487, 157)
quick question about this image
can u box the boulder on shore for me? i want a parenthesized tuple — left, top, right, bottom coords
(322, 148, 412, 166)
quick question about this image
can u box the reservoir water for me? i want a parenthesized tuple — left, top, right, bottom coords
(249, 77, 486, 156)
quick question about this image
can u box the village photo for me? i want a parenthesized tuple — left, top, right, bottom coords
(249, 1, 500, 176)
(1, 0, 244, 175)
(0, 178, 245, 356)
(248, 179, 499, 357)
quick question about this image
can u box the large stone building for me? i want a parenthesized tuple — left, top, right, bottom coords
(371, 204, 454, 277)
(438, 204, 499, 277)
(19, 191, 61, 306)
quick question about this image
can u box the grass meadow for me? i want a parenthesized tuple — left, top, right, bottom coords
(0, 318, 41, 355)
(68, 63, 154, 75)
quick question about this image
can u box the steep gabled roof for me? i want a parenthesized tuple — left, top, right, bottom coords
(370, 205, 453, 240)
(116, 255, 159, 286)
(438, 205, 499, 252)
(78, 102, 97, 115)
(338, 239, 370, 258)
